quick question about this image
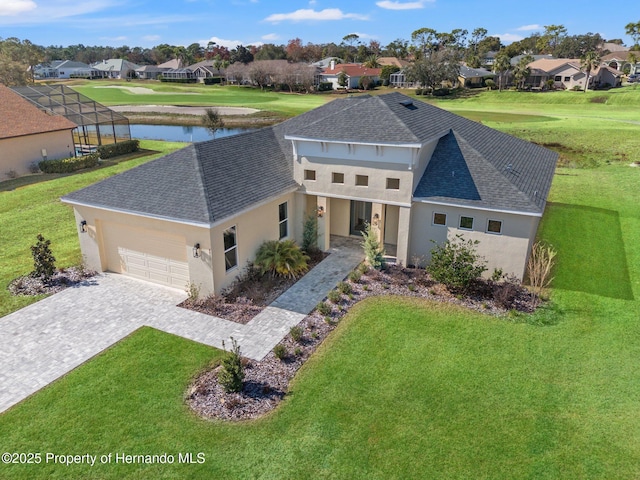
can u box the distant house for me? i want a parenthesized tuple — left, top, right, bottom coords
(593, 65, 623, 88)
(0, 85, 76, 180)
(187, 59, 226, 83)
(136, 59, 187, 80)
(601, 52, 639, 75)
(319, 62, 381, 89)
(525, 58, 585, 89)
(377, 57, 410, 68)
(34, 60, 101, 80)
(92, 59, 140, 79)
(62, 93, 557, 296)
(458, 66, 495, 88)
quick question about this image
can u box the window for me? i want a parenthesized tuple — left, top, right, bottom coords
(386, 178, 400, 190)
(355, 174, 368, 186)
(278, 202, 288, 239)
(564, 76, 570, 82)
(487, 219, 502, 234)
(332, 172, 344, 184)
(433, 212, 447, 226)
(223, 226, 238, 271)
(459, 216, 474, 230)
(304, 169, 316, 181)
(554, 75, 561, 81)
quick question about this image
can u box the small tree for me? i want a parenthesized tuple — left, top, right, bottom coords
(254, 239, 309, 278)
(526, 241, 557, 308)
(359, 75, 373, 90)
(301, 213, 319, 254)
(202, 108, 224, 138)
(30, 234, 56, 281)
(218, 337, 244, 393)
(337, 70, 348, 89)
(361, 222, 385, 270)
(427, 234, 487, 292)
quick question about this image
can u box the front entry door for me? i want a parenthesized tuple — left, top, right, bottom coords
(350, 200, 372, 236)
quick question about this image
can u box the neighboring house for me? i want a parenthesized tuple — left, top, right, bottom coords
(92, 59, 140, 79)
(187, 59, 226, 83)
(593, 65, 623, 87)
(34, 60, 101, 79)
(601, 52, 640, 75)
(377, 57, 410, 68)
(389, 69, 413, 88)
(481, 51, 498, 67)
(311, 57, 344, 69)
(0, 85, 76, 180)
(136, 59, 188, 80)
(62, 93, 557, 296)
(319, 62, 381, 89)
(525, 58, 585, 89)
(458, 66, 495, 88)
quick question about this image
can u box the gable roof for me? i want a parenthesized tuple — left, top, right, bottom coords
(321, 63, 382, 78)
(528, 58, 582, 74)
(93, 59, 140, 72)
(459, 66, 495, 79)
(0, 85, 76, 140)
(62, 92, 557, 223)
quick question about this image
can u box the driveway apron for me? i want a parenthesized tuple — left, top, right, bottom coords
(0, 242, 362, 413)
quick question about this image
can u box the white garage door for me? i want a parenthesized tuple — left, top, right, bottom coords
(102, 222, 189, 289)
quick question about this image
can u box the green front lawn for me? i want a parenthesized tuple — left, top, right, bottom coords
(0, 140, 185, 318)
(1, 160, 639, 478)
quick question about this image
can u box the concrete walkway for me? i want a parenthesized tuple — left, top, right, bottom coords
(0, 242, 362, 414)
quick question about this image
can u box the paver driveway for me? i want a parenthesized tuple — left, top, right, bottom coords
(0, 241, 363, 414)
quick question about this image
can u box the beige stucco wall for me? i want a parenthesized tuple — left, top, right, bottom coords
(1, 130, 74, 180)
(209, 191, 299, 294)
(409, 202, 539, 279)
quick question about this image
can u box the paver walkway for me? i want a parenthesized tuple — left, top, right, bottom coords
(0, 241, 363, 414)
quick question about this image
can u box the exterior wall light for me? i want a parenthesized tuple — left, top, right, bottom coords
(317, 206, 325, 218)
(193, 243, 201, 258)
(79, 220, 88, 233)
(372, 213, 380, 226)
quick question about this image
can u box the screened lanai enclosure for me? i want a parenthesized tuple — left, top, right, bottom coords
(10, 85, 131, 156)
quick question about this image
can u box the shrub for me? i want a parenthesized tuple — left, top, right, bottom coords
(97, 140, 140, 159)
(361, 222, 385, 270)
(217, 337, 244, 393)
(186, 282, 200, 302)
(30, 234, 56, 281)
(254, 239, 309, 278)
(290, 325, 303, 343)
(337, 281, 352, 295)
(39, 154, 99, 173)
(301, 213, 319, 254)
(415, 88, 423, 95)
(433, 87, 451, 96)
(327, 289, 341, 304)
(294, 347, 302, 356)
(273, 344, 287, 360)
(316, 302, 332, 316)
(427, 234, 487, 292)
(526, 241, 557, 307)
(348, 270, 361, 283)
(485, 79, 496, 90)
(202, 108, 225, 137)
(317, 82, 333, 92)
(493, 279, 520, 309)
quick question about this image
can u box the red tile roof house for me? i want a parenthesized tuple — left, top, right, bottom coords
(0, 85, 76, 181)
(320, 62, 382, 90)
(62, 93, 557, 297)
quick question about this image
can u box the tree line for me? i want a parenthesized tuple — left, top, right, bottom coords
(1, 21, 638, 86)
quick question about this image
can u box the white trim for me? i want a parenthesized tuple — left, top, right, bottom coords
(223, 225, 238, 273)
(284, 135, 422, 149)
(413, 198, 543, 217)
(304, 190, 411, 208)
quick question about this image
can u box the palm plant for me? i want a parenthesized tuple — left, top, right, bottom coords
(363, 55, 380, 68)
(581, 50, 601, 92)
(492, 53, 511, 91)
(254, 240, 309, 279)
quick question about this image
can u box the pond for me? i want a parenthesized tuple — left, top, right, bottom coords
(130, 124, 253, 143)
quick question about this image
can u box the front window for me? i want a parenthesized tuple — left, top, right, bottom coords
(487, 219, 502, 234)
(279, 202, 288, 239)
(223, 226, 238, 271)
(459, 216, 474, 230)
(355, 174, 368, 186)
(433, 213, 447, 226)
(386, 178, 400, 190)
(304, 169, 316, 181)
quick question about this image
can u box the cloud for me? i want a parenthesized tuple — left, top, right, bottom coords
(516, 24, 542, 31)
(496, 33, 524, 44)
(0, 0, 36, 16)
(199, 36, 246, 49)
(142, 35, 161, 42)
(264, 8, 369, 23)
(376, 0, 432, 10)
(262, 33, 280, 41)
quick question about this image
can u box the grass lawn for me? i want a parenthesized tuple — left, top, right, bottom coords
(0, 140, 185, 318)
(1, 160, 639, 477)
(70, 80, 329, 117)
(1, 87, 639, 478)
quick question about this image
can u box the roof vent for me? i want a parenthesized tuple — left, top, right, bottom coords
(400, 99, 416, 110)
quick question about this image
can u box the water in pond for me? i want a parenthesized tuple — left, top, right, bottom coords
(130, 124, 252, 143)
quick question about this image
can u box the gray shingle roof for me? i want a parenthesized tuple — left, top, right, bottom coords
(63, 92, 557, 223)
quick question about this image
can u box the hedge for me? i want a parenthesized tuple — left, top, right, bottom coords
(39, 154, 100, 173)
(97, 140, 140, 159)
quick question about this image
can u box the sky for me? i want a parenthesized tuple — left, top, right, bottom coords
(0, 0, 636, 50)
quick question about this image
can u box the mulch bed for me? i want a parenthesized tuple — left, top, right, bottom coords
(188, 264, 537, 421)
(8, 266, 97, 296)
(179, 250, 327, 324)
